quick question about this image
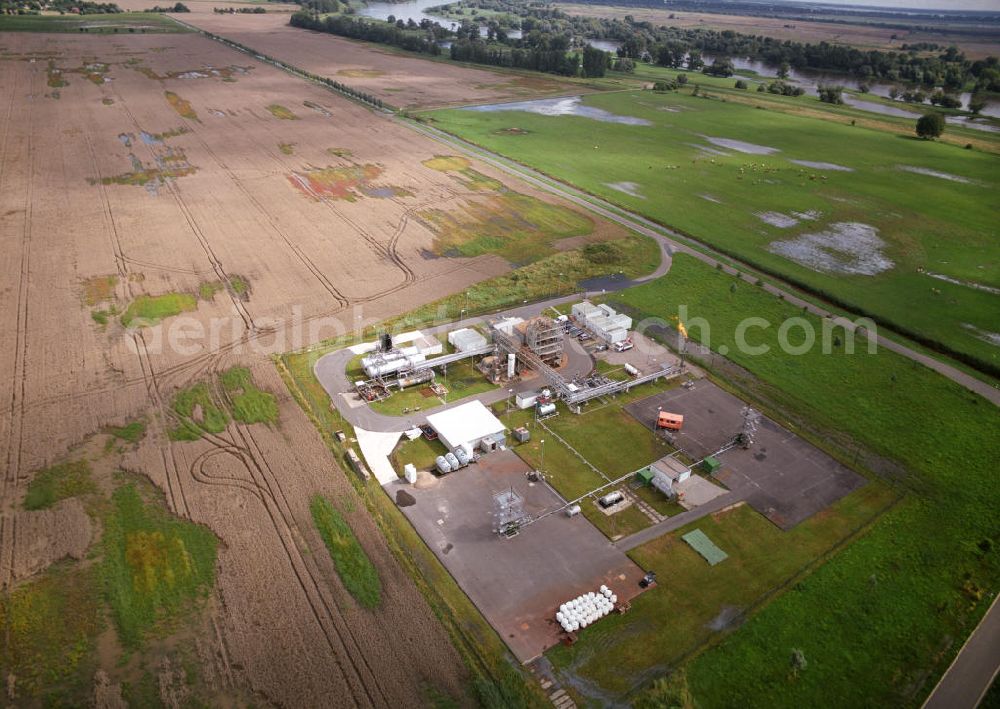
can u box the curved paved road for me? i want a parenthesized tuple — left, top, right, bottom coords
(923, 594, 1000, 709)
(402, 119, 1000, 408)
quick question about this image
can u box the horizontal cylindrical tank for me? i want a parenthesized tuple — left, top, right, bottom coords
(599, 491, 624, 508)
(454, 447, 470, 466)
(537, 402, 556, 417)
(624, 363, 639, 377)
(445, 452, 460, 470)
(566, 504, 581, 517)
(436, 456, 451, 474)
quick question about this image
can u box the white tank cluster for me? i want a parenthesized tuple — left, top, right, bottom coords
(555, 586, 618, 633)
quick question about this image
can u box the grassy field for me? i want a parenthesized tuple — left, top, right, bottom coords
(121, 292, 197, 327)
(220, 367, 279, 425)
(102, 482, 218, 649)
(0, 564, 104, 703)
(495, 401, 668, 542)
(170, 381, 229, 440)
(24, 459, 98, 510)
(392, 435, 448, 471)
(0, 12, 189, 33)
(370, 358, 496, 416)
(310, 495, 382, 609)
(547, 485, 896, 697)
(106, 420, 146, 444)
(604, 254, 1000, 706)
(423, 88, 1000, 376)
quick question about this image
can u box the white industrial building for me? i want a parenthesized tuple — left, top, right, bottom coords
(571, 301, 632, 344)
(448, 328, 489, 353)
(410, 334, 443, 356)
(649, 456, 691, 497)
(426, 400, 507, 453)
(492, 316, 524, 336)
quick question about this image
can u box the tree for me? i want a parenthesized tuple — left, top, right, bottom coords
(968, 94, 987, 114)
(817, 85, 844, 104)
(916, 112, 945, 139)
(615, 57, 635, 73)
(581, 44, 608, 78)
(734, 79, 748, 89)
(778, 61, 790, 79)
(703, 58, 734, 77)
(676, 73, 688, 85)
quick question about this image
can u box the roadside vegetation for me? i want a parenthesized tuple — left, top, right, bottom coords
(383, 232, 659, 332)
(310, 495, 382, 609)
(276, 350, 546, 707)
(606, 254, 1000, 705)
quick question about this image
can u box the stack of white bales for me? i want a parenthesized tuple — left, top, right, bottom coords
(555, 585, 618, 633)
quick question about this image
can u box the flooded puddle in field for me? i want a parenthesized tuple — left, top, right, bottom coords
(962, 324, 1000, 347)
(702, 136, 779, 154)
(755, 211, 799, 228)
(924, 272, 1000, 296)
(769, 222, 893, 276)
(897, 165, 974, 184)
(605, 181, 644, 198)
(464, 96, 651, 126)
(790, 160, 854, 172)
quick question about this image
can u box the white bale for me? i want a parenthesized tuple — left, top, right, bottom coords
(610, 594, 617, 604)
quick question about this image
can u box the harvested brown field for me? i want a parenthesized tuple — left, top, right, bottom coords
(180, 12, 583, 108)
(556, 3, 1000, 59)
(0, 28, 630, 706)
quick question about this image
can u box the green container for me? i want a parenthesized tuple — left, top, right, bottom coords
(636, 467, 655, 485)
(702, 456, 721, 474)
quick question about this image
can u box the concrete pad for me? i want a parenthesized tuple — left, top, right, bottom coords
(354, 427, 402, 485)
(675, 475, 727, 509)
(388, 450, 647, 663)
(625, 380, 865, 530)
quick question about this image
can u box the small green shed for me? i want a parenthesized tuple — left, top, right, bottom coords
(701, 456, 721, 474)
(636, 467, 655, 485)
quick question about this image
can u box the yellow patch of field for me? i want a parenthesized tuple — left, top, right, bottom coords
(164, 90, 198, 121)
(422, 155, 472, 172)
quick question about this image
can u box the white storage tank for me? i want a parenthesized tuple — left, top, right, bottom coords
(436, 456, 451, 474)
(599, 491, 624, 508)
(445, 452, 460, 469)
(566, 504, 581, 517)
(537, 402, 557, 417)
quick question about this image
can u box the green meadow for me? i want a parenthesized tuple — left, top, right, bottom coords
(604, 254, 1000, 706)
(0, 13, 188, 33)
(424, 89, 1000, 375)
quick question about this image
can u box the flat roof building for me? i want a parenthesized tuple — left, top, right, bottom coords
(426, 400, 507, 453)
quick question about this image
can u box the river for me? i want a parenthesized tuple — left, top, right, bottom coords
(354, 0, 999, 125)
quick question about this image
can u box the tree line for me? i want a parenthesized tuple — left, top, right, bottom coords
(290, 11, 445, 56)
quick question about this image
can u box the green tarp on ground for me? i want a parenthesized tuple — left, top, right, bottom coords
(682, 529, 728, 566)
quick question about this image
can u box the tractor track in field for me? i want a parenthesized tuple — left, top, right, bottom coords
(207, 365, 391, 708)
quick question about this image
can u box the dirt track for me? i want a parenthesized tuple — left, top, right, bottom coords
(0, 30, 625, 705)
